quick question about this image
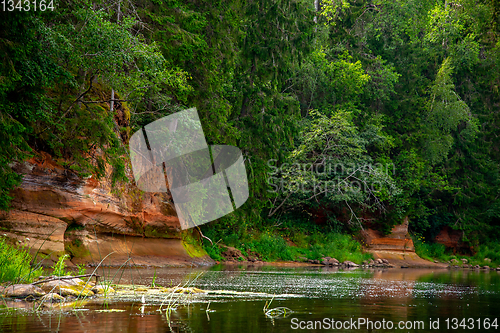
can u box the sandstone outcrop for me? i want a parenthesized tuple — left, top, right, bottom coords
(362, 217, 447, 268)
(0, 153, 213, 267)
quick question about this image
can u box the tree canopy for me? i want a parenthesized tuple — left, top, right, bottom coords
(2, 0, 500, 246)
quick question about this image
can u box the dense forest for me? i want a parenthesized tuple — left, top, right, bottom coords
(1, 0, 500, 257)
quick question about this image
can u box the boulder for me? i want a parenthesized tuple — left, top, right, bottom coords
(461, 258, 468, 264)
(92, 285, 115, 295)
(58, 286, 94, 297)
(485, 258, 492, 263)
(3, 284, 46, 298)
(40, 280, 94, 297)
(343, 261, 359, 267)
(39, 280, 73, 293)
(329, 259, 339, 266)
(60, 277, 87, 286)
(41, 293, 65, 302)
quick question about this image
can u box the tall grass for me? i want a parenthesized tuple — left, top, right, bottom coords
(0, 237, 43, 283)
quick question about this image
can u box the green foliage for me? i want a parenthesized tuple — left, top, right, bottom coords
(423, 57, 477, 164)
(202, 211, 372, 263)
(0, 11, 60, 209)
(268, 108, 400, 230)
(246, 233, 294, 261)
(414, 237, 500, 267)
(151, 268, 158, 288)
(414, 237, 448, 262)
(474, 243, 500, 264)
(320, 0, 350, 25)
(76, 263, 87, 276)
(291, 47, 370, 111)
(203, 242, 225, 262)
(2, 0, 500, 250)
(51, 254, 70, 277)
(0, 238, 43, 283)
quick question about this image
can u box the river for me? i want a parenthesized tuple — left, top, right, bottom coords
(1, 265, 499, 332)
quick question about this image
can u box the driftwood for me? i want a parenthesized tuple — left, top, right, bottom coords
(32, 273, 101, 286)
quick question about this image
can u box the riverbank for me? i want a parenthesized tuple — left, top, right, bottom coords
(199, 217, 451, 269)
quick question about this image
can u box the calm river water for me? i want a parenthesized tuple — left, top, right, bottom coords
(1, 266, 499, 332)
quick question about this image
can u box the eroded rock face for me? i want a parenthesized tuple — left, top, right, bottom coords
(361, 218, 447, 268)
(434, 226, 472, 253)
(0, 210, 66, 262)
(8, 156, 180, 236)
(362, 217, 415, 252)
(0, 154, 213, 267)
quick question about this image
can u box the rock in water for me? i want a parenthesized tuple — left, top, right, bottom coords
(41, 293, 65, 302)
(58, 286, 94, 297)
(343, 261, 359, 267)
(92, 285, 115, 295)
(39, 280, 73, 293)
(3, 284, 46, 298)
(40, 279, 94, 297)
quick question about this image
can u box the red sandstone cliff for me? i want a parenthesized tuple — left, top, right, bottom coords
(361, 217, 447, 268)
(0, 153, 214, 267)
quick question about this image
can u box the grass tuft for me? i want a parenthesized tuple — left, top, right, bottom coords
(0, 237, 43, 283)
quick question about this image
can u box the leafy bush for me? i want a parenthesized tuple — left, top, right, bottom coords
(0, 238, 43, 283)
